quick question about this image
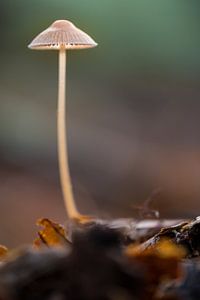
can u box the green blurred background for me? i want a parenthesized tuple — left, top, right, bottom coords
(1, 0, 200, 247)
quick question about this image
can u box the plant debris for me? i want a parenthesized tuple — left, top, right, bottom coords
(0, 217, 200, 299)
(34, 218, 70, 248)
(140, 217, 200, 258)
(0, 246, 8, 261)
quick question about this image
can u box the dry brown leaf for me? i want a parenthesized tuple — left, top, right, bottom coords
(34, 218, 71, 248)
(0, 245, 8, 260)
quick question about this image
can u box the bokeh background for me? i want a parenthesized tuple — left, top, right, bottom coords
(0, 0, 200, 247)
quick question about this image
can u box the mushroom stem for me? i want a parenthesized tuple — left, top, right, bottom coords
(57, 48, 79, 219)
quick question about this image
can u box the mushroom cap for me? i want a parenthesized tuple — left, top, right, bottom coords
(28, 20, 97, 50)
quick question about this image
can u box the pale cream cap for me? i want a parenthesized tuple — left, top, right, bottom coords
(28, 20, 97, 50)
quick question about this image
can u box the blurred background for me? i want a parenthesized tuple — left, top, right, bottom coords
(0, 0, 200, 247)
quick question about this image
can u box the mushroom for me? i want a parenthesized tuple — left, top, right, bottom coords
(28, 20, 97, 222)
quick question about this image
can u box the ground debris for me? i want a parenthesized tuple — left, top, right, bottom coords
(0, 246, 8, 261)
(0, 217, 200, 299)
(0, 225, 147, 300)
(34, 218, 71, 248)
(139, 216, 200, 258)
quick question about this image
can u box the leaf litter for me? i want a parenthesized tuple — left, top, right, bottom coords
(0, 217, 200, 299)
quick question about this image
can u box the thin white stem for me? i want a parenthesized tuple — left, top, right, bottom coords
(57, 49, 79, 219)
